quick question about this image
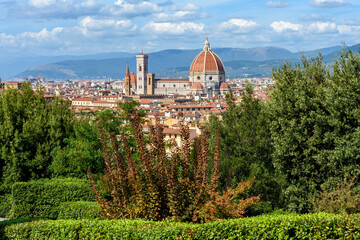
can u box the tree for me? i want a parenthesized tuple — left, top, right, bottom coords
(268, 49, 360, 212)
(50, 108, 128, 178)
(207, 84, 281, 215)
(0, 82, 76, 193)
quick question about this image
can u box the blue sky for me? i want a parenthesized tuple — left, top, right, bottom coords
(0, 0, 359, 57)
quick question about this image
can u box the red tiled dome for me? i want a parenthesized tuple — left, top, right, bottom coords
(190, 51, 225, 73)
(190, 38, 225, 74)
(190, 82, 204, 90)
(220, 81, 230, 89)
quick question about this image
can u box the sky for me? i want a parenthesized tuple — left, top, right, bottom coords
(0, 0, 360, 57)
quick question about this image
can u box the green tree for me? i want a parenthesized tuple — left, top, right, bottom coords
(0, 81, 75, 193)
(207, 85, 281, 214)
(50, 108, 126, 178)
(268, 54, 329, 213)
(268, 50, 360, 213)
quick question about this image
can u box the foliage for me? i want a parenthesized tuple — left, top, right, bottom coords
(2, 213, 360, 239)
(89, 101, 259, 222)
(207, 85, 282, 215)
(11, 178, 95, 219)
(0, 194, 11, 218)
(50, 117, 104, 179)
(50, 108, 125, 179)
(58, 201, 102, 220)
(311, 173, 360, 214)
(268, 49, 360, 213)
(0, 81, 76, 193)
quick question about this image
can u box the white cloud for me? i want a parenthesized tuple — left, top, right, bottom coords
(142, 21, 204, 34)
(15, 0, 102, 19)
(308, 21, 337, 33)
(80, 16, 137, 32)
(170, 3, 200, 11)
(110, 0, 162, 17)
(153, 11, 206, 22)
(299, 14, 334, 22)
(270, 21, 302, 33)
(29, 0, 56, 7)
(218, 18, 259, 33)
(0, 33, 17, 47)
(265, 1, 289, 8)
(337, 25, 360, 35)
(311, 0, 347, 8)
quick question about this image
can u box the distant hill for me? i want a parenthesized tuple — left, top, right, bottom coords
(10, 44, 359, 80)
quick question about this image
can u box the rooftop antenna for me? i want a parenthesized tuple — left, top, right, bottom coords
(141, 45, 143, 54)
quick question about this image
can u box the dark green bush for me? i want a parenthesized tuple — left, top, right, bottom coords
(11, 178, 95, 219)
(58, 201, 101, 220)
(0, 194, 11, 218)
(2, 213, 360, 239)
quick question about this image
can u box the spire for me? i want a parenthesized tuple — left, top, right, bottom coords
(203, 36, 210, 52)
(125, 64, 130, 76)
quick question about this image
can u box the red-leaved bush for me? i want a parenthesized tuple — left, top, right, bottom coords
(89, 105, 260, 222)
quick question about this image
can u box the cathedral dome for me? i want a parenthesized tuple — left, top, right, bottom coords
(190, 38, 225, 73)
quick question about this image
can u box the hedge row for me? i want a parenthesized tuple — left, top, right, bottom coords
(0, 194, 12, 218)
(11, 178, 95, 219)
(58, 201, 102, 220)
(2, 213, 360, 239)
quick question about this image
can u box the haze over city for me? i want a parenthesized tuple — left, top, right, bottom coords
(0, 0, 359, 58)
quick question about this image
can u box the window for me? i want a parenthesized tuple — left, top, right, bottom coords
(197, 76, 200, 80)
(144, 66, 147, 71)
(139, 65, 142, 71)
(173, 84, 176, 87)
(163, 84, 165, 87)
(209, 76, 213, 80)
(184, 85, 186, 87)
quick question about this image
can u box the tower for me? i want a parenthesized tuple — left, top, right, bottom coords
(146, 73, 155, 95)
(124, 64, 132, 96)
(136, 53, 148, 95)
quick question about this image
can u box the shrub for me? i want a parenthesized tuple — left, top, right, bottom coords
(58, 201, 102, 220)
(1, 213, 360, 239)
(89, 104, 259, 222)
(312, 174, 360, 214)
(11, 178, 95, 219)
(0, 194, 12, 218)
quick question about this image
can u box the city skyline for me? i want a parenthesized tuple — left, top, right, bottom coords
(0, 0, 359, 58)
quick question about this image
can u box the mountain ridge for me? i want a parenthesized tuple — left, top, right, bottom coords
(5, 44, 358, 81)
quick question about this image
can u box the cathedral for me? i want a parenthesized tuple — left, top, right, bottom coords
(123, 38, 230, 96)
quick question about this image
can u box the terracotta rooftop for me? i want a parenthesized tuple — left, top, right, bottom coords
(220, 81, 230, 89)
(190, 82, 204, 90)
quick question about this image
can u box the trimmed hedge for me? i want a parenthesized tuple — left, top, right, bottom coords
(11, 178, 95, 219)
(1, 213, 360, 239)
(0, 194, 12, 218)
(58, 201, 102, 220)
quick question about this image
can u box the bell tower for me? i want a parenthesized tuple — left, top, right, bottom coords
(136, 53, 148, 95)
